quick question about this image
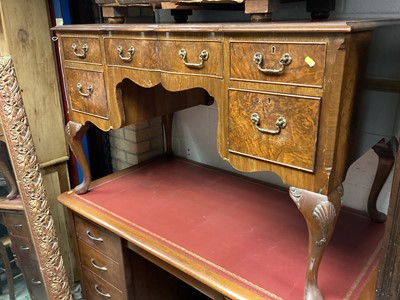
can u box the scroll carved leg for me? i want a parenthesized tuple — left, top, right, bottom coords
(289, 186, 343, 300)
(367, 138, 396, 223)
(65, 121, 91, 194)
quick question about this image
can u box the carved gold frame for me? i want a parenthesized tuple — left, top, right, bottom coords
(0, 56, 71, 299)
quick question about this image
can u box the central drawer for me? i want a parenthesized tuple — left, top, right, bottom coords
(159, 40, 223, 77)
(104, 38, 158, 70)
(228, 89, 320, 172)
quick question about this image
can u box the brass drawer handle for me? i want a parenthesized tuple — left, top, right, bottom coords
(12, 223, 23, 228)
(250, 113, 287, 135)
(91, 258, 108, 271)
(71, 43, 88, 58)
(86, 230, 104, 242)
(178, 49, 209, 69)
(117, 46, 135, 62)
(19, 245, 30, 251)
(253, 52, 292, 74)
(31, 279, 42, 285)
(95, 284, 111, 298)
(76, 83, 94, 98)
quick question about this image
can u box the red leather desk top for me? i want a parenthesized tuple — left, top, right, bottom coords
(58, 158, 384, 299)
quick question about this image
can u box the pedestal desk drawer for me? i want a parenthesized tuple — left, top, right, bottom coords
(228, 89, 320, 171)
(9, 236, 37, 260)
(230, 42, 326, 87)
(81, 266, 125, 300)
(61, 37, 102, 64)
(74, 214, 122, 261)
(17, 255, 47, 300)
(159, 40, 222, 77)
(105, 38, 158, 70)
(2, 212, 30, 238)
(64, 68, 109, 119)
(78, 239, 123, 290)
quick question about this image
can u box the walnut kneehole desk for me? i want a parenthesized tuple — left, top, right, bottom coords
(54, 21, 396, 300)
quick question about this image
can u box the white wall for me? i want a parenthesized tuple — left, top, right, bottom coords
(154, 1, 400, 214)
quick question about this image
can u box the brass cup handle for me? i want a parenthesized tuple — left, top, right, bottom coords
(86, 230, 103, 242)
(178, 49, 209, 69)
(95, 285, 111, 298)
(250, 113, 287, 135)
(253, 52, 292, 74)
(72, 43, 88, 58)
(117, 45, 135, 62)
(77, 83, 94, 98)
(91, 258, 108, 271)
(19, 245, 30, 251)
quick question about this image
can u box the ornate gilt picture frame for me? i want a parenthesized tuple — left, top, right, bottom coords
(0, 56, 71, 299)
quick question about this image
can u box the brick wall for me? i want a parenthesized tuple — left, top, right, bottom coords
(109, 117, 164, 171)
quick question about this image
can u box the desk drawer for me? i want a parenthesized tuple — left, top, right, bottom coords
(105, 38, 158, 70)
(81, 266, 125, 300)
(17, 255, 47, 300)
(74, 214, 123, 261)
(228, 89, 320, 171)
(230, 42, 326, 87)
(78, 239, 123, 290)
(159, 40, 222, 77)
(61, 37, 102, 64)
(2, 212, 30, 238)
(64, 68, 109, 119)
(10, 236, 37, 260)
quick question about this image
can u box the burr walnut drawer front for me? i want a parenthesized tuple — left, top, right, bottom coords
(77, 239, 123, 290)
(74, 214, 123, 262)
(230, 41, 327, 87)
(228, 89, 321, 172)
(2, 212, 30, 238)
(159, 40, 222, 77)
(81, 266, 125, 300)
(61, 37, 102, 64)
(104, 38, 158, 70)
(64, 67, 109, 119)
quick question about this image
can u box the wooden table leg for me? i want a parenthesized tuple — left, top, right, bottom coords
(65, 121, 91, 194)
(367, 138, 396, 223)
(289, 185, 343, 300)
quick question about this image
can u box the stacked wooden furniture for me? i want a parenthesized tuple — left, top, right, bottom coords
(0, 0, 75, 284)
(95, 0, 336, 22)
(54, 20, 397, 299)
(0, 199, 46, 299)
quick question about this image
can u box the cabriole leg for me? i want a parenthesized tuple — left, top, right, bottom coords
(65, 121, 91, 194)
(289, 185, 343, 300)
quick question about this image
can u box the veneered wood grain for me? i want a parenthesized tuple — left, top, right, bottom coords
(228, 89, 320, 171)
(104, 37, 158, 70)
(230, 41, 326, 87)
(64, 67, 109, 119)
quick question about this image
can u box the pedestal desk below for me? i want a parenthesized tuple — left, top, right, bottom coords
(54, 20, 398, 299)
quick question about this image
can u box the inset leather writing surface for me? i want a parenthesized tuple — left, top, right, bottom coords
(65, 159, 384, 299)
